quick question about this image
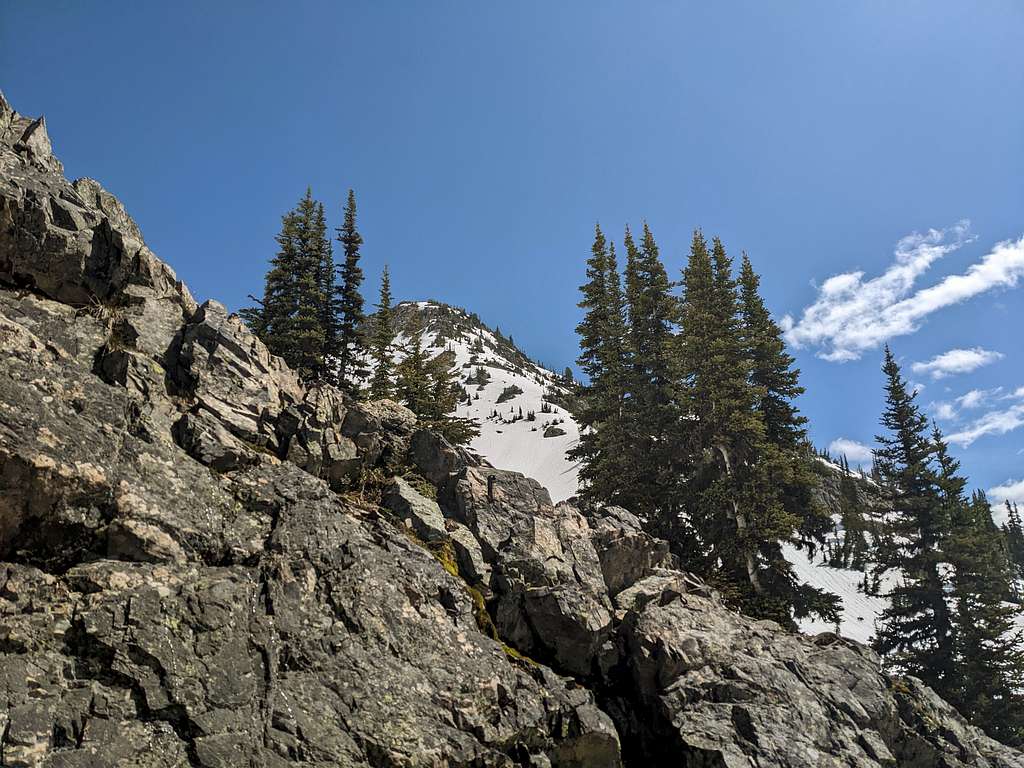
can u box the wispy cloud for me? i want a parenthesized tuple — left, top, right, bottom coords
(947, 399, 1024, 447)
(782, 223, 1024, 361)
(828, 437, 873, 465)
(911, 347, 1003, 380)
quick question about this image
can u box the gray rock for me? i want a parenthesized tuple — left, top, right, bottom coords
(449, 521, 491, 594)
(580, 504, 671, 596)
(173, 410, 254, 472)
(0, 93, 1020, 768)
(382, 476, 447, 542)
(176, 299, 304, 447)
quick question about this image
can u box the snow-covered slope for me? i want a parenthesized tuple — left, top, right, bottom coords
(393, 301, 1023, 648)
(390, 301, 581, 502)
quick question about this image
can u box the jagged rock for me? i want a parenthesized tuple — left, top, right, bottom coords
(176, 299, 304, 448)
(0, 93, 1021, 768)
(448, 521, 492, 594)
(275, 388, 414, 490)
(450, 467, 614, 677)
(580, 504, 671, 596)
(409, 428, 483, 487)
(382, 476, 447, 542)
(173, 410, 254, 472)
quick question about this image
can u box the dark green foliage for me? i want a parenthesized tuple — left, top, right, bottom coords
(674, 234, 837, 626)
(242, 188, 328, 379)
(335, 189, 368, 393)
(569, 225, 632, 507)
(572, 224, 838, 627)
(496, 384, 523, 404)
(1005, 501, 1024, 579)
(872, 348, 956, 700)
(619, 223, 676, 521)
(368, 265, 395, 399)
(947, 486, 1024, 746)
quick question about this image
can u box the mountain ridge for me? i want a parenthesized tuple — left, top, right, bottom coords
(1, 92, 1021, 766)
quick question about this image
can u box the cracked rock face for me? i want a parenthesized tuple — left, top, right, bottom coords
(0, 91, 1022, 768)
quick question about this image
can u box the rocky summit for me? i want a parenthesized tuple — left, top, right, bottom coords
(0, 93, 1020, 768)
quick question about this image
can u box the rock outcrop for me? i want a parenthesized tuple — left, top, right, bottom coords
(1, 92, 1021, 767)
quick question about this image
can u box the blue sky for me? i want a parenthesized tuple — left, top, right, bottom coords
(3, 2, 1022, 512)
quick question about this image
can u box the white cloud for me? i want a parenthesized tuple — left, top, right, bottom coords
(946, 403, 1024, 447)
(783, 223, 1024, 361)
(910, 347, 1003, 380)
(957, 386, 1004, 410)
(828, 437, 874, 465)
(988, 478, 1024, 525)
(931, 401, 958, 420)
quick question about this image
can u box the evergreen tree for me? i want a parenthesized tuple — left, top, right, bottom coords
(314, 200, 338, 381)
(675, 235, 838, 625)
(621, 223, 677, 523)
(242, 190, 326, 378)
(335, 189, 368, 393)
(872, 347, 956, 700)
(1004, 501, 1024, 578)
(368, 265, 395, 399)
(947, 487, 1024, 746)
(738, 253, 831, 549)
(570, 225, 631, 506)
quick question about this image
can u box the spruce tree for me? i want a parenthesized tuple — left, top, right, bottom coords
(242, 191, 326, 378)
(335, 189, 368, 394)
(314, 200, 338, 381)
(368, 265, 395, 399)
(570, 225, 630, 506)
(872, 347, 956, 699)
(1004, 501, 1024, 578)
(738, 254, 832, 554)
(621, 223, 677, 523)
(683, 235, 838, 624)
(948, 488, 1024, 746)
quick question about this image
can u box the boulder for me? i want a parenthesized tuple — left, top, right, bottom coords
(176, 300, 304, 447)
(381, 476, 447, 542)
(580, 504, 671, 596)
(451, 467, 614, 677)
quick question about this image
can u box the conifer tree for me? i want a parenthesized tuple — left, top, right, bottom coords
(1004, 501, 1024, 578)
(872, 347, 956, 699)
(242, 190, 326, 378)
(621, 223, 677, 522)
(313, 200, 338, 381)
(947, 487, 1024, 746)
(570, 225, 630, 506)
(676, 235, 838, 624)
(335, 189, 368, 393)
(368, 265, 395, 399)
(738, 254, 832, 548)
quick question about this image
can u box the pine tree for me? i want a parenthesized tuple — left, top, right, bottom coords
(314, 200, 338, 381)
(621, 223, 676, 523)
(570, 225, 630, 506)
(1004, 501, 1024, 578)
(335, 189, 368, 394)
(368, 265, 395, 399)
(947, 487, 1024, 746)
(872, 347, 956, 699)
(676, 234, 838, 625)
(738, 253, 833, 570)
(242, 191, 326, 378)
